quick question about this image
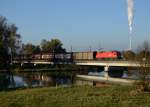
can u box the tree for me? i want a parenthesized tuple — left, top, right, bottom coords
(40, 38, 66, 53)
(135, 41, 150, 92)
(40, 39, 48, 52)
(7, 24, 21, 56)
(32, 45, 41, 54)
(122, 50, 136, 60)
(136, 41, 150, 61)
(0, 16, 21, 68)
(22, 43, 41, 55)
(0, 16, 8, 67)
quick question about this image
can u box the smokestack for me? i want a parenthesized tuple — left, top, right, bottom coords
(127, 0, 134, 50)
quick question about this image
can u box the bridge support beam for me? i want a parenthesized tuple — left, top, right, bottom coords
(104, 66, 109, 80)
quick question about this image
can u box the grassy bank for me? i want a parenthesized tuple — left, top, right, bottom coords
(0, 85, 150, 107)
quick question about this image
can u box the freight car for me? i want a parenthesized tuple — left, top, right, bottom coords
(54, 53, 72, 62)
(31, 53, 54, 61)
(31, 52, 72, 62)
(72, 52, 96, 60)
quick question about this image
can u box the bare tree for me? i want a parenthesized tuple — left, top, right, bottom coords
(122, 50, 136, 60)
(136, 41, 150, 92)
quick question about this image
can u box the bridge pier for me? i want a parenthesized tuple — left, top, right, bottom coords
(104, 66, 109, 80)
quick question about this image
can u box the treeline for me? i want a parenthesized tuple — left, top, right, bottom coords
(122, 41, 150, 61)
(22, 38, 66, 56)
(0, 15, 65, 69)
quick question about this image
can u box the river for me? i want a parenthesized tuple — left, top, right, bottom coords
(0, 68, 140, 90)
(0, 72, 73, 90)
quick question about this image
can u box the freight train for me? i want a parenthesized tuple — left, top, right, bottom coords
(26, 51, 122, 61)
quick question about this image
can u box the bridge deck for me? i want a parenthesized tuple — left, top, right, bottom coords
(13, 60, 148, 67)
(75, 60, 141, 67)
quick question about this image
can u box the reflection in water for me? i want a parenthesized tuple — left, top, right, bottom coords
(88, 69, 140, 79)
(0, 69, 141, 90)
(0, 73, 11, 90)
(88, 71, 104, 77)
(0, 72, 73, 90)
(0, 72, 16, 90)
(123, 70, 140, 80)
(12, 76, 27, 87)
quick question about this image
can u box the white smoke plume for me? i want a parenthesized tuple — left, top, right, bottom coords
(127, 0, 134, 34)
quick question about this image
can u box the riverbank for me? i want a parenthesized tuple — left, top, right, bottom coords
(11, 64, 89, 74)
(0, 85, 150, 107)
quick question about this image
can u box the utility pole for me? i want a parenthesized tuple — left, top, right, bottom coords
(98, 41, 103, 51)
(89, 46, 92, 52)
(98, 42, 101, 51)
(70, 45, 72, 52)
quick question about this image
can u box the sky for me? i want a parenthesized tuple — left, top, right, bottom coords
(0, 0, 150, 52)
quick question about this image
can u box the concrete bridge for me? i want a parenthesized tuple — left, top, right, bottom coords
(13, 60, 142, 74)
(13, 60, 142, 67)
(13, 60, 147, 84)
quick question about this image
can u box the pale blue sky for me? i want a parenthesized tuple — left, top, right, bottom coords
(0, 0, 150, 51)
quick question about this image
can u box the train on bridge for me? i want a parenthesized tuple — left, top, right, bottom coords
(15, 51, 122, 62)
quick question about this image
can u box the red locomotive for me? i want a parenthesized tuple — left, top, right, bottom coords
(96, 51, 121, 59)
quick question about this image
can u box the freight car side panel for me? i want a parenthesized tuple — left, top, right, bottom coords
(32, 54, 41, 60)
(73, 52, 95, 60)
(55, 53, 72, 60)
(42, 54, 53, 60)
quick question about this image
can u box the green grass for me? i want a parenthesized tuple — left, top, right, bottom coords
(0, 85, 150, 107)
